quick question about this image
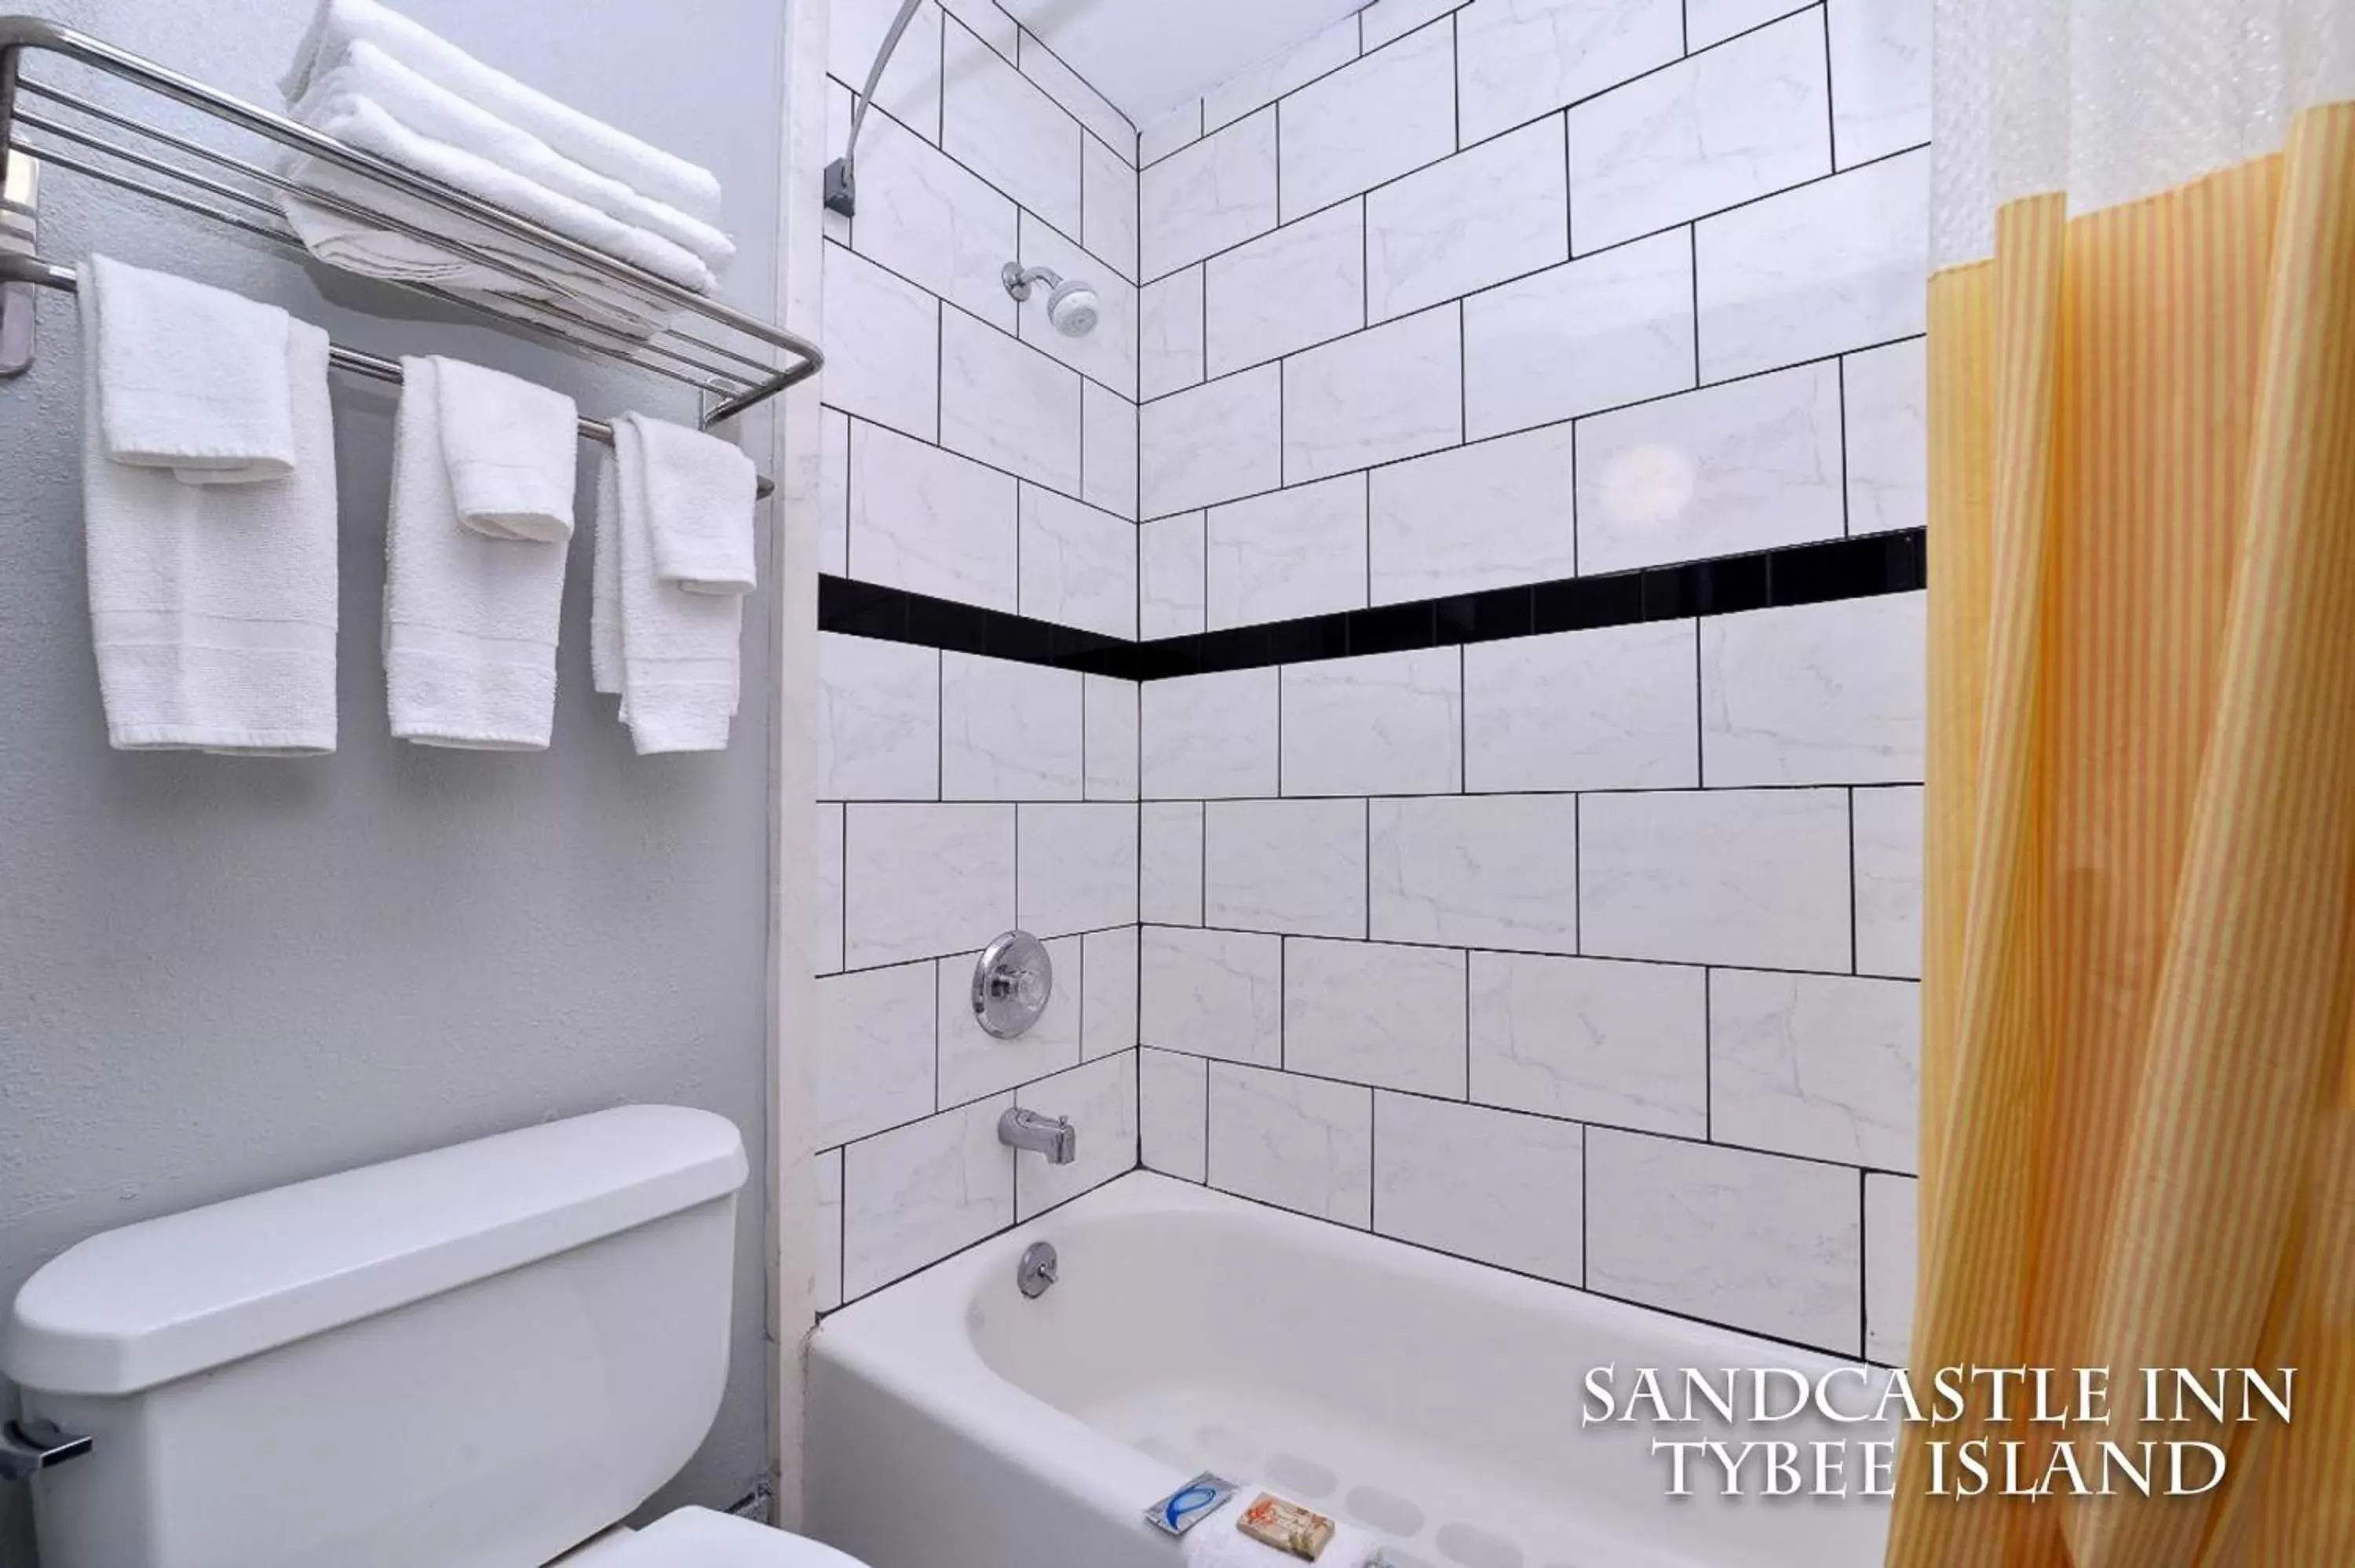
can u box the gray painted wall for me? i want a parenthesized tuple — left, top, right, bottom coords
(0, 2, 787, 1560)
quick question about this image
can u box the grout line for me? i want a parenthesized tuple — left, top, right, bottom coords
(1702, 966, 1713, 1140)
(1837, 352, 1853, 537)
(1847, 786, 1860, 974)
(1857, 1166, 1870, 1358)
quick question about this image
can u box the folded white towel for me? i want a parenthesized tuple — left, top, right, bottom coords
(282, 0, 724, 227)
(1179, 1493, 1391, 1568)
(430, 356, 578, 543)
(590, 430, 743, 754)
(87, 253, 296, 485)
(621, 413, 758, 595)
(293, 39, 734, 277)
(80, 264, 338, 754)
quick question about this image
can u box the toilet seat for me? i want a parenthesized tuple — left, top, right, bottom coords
(588, 1508, 872, 1566)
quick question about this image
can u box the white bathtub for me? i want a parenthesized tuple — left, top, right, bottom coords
(809, 1174, 1892, 1568)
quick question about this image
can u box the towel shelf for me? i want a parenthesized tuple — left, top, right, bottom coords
(0, 13, 820, 474)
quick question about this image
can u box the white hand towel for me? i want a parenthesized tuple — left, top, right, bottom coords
(80, 265, 338, 754)
(383, 357, 569, 749)
(429, 356, 578, 543)
(1178, 1493, 1390, 1568)
(620, 413, 758, 595)
(591, 429, 743, 754)
(281, 0, 724, 226)
(293, 39, 734, 276)
(87, 253, 296, 485)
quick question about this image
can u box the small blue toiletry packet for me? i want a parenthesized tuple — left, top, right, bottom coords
(1144, 1471, 1236, 1537)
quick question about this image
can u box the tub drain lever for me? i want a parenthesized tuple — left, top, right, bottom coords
(1018, 1241, 1059, 1299)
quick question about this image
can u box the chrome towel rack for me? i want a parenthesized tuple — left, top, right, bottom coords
(0, 13, 821, 476)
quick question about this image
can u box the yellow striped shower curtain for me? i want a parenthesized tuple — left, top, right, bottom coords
(1891, 103, 2355, 1568)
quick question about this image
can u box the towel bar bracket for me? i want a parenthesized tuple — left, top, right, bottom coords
(0, 53, 31, 379)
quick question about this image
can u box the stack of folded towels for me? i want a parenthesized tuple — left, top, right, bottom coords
(275, 0, 732, 337)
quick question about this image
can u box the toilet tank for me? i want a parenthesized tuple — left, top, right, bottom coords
(2, 1105, 750, 1568)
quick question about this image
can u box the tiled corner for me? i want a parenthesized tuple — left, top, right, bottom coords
(1018, 801, 1140, 935)
(1207, 1063, 1374, 1227)
(1375, 1095, 1585, 1285)
(1141, 266, 1207, 399)
(1141, 801, 1207, 925)
(1083, 676, 1140, 801)
(1140, 512, 1210, 639)
(1019, 487, 1137, 640)
(1080, 381, 1138, 521)
(1141, 1046, 1210, 1180)
(1081, 926, 1141, 1058)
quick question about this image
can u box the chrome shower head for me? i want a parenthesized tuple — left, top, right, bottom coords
(1002, 263, 1100, 338)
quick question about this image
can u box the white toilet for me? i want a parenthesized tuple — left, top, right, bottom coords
(2, 1105, 867, 1568)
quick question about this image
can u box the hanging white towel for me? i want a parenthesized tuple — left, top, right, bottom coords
(621, 413, 758, 595)
(87, 253, 297, 484)
(80, 264, 338, 754)
(383, 356, 569, 749)
(590, 428, 743, 755)
(429, 356, 578, 543)
(281, 0, 725, 227)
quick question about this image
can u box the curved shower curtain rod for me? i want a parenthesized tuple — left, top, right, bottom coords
(823, 0, 926, 217)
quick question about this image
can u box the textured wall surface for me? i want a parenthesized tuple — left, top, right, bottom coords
(0, 2, 787, 1559)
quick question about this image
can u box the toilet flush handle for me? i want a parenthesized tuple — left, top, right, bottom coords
(0, 1416, 92, 1482)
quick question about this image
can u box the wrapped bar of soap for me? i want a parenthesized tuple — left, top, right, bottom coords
(1237, 1493, 1337, 1560)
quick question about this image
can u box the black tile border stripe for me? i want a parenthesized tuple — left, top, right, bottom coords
(819, 527, 1926, 682)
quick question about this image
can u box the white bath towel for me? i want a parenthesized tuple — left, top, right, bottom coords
(590, 432, 743, 754)
(623, 413, 758, 595)
(80, 265, 338, 753)
(87, 253, 296, 484)
(383, 356, 569, 749)
(280, 0, 725, 226)
(1178, 1493, 1390, 1568)
(430, 356, 578, 543)
(292, 39, 734, 276)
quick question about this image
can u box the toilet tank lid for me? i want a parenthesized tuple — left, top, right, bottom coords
(3, 1105, 748, 1398)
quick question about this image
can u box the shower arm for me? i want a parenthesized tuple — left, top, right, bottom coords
(825, 0, 926, 217)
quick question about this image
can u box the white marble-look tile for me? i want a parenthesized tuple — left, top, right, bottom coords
(1141, 266, 1206, 399)
(1018, 30, 1136, 159)
(1141, 108, 1279, 279)
(1205, 201, 1367, 377)
(830, 0, 943, 142)
(1283, 307, 1464, 483)
(1711, 969, 1921, 1172)
(816, 804, 846, 975)
(1141, 801, 1206, 924)
(1456, 0, 1684, 146)
(1207, 12, 1362, 129)
(1142, 668, 1280, 799)
(1084, 676, 1139, 801)
(1287, 939, 1468, 1097)
(1370, 795, 1582, 953)
(1140, 512, 1208, 639)
(818, 960, 939, 1147)
(1368, 424, 1578, 603)
(1141, 367, 1284, 516)
(1702, 593, 1927, 785)
(1375, 1095, 1585, 1284)
(1686, 0, 1811, 49)
(1281, 648, 1462, 797)
(1208, 1063, 1374, 1226)
(1082, 381, 1138, 519)
(1141, 1046, 1209, 1180)
(1082, 925, 1140, 1058)
(1574, 360, 1846, 574)
(1083, 135, 1141, 283)
(844, 804, 1017, 968)
(940, 0, 1017, 60)
(849, 102, 1017, 330)
(1016, 1051, 1139, 1217)
(1828, 0, 1930, 168)
(1204, 798, 1368, 938)
(819, 406, 850, 576)
(1020, 487, 1137, 640)
(842, 1094, 1014, 1298)
(1019, 802, 1140, 935)
(1695, 148, 1930, 381)
(820, 632, 940, 800)
(936, 933, 1081, 1103)
(1367, 119, 1569, 325)
(1462, 229, 1695, 441)
(941, 651, 1083, 800)
(1207, 476, 1371, 629)
(1579, 788, 1852, 971)
(1464, 620, 1698, 792)
(823, 242, 941, 441)
(1567, 13, 1831, 254)
(816, 1149, 843, 1310)
(1139, 98, 1205, 166)
(1865, 1172, 1918, 1365)
(1142, 926, 1284, 1065)
(1019, 210, 1139, 394)
(1586, 1129, 1863, 1354)
(1279, 19, 1457, 224)
(1853, 786, 1923, 979)
(1470, 951, 1707, 1135)
(940, 307, 1086, 496)
(943, 21, 1082, 234)
(847, 420, 1020, 611)
(1844, 337, 1927, 536)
